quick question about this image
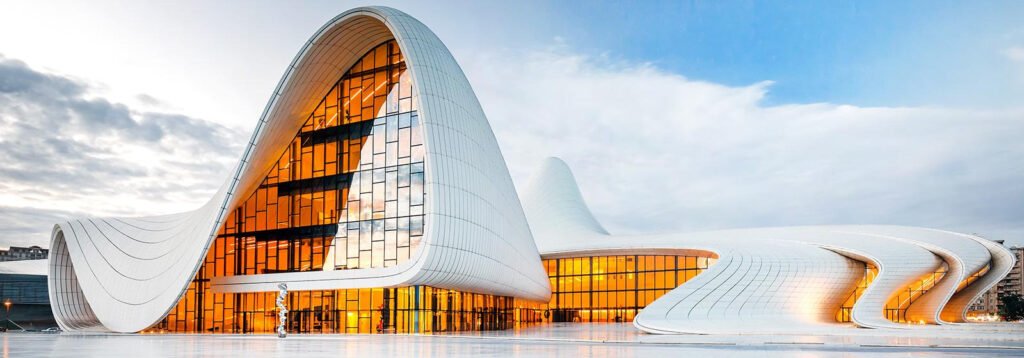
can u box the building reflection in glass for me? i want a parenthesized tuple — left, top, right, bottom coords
(155, 40, 517, 334)
(530, 255, 716, 323)
(152, 40, 720, 334)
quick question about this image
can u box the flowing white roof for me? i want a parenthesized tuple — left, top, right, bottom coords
(522, 156, 1017, 334)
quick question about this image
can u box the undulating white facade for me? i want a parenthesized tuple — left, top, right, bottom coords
(47, 6, 547, 334)
(524, 157, 1017, 334)
(47, 6, 1015, 335)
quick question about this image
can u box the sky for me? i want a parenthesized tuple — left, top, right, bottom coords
(0, 0, 1023, 248)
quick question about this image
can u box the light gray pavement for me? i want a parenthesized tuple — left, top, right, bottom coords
(4, 323, 1024, 357)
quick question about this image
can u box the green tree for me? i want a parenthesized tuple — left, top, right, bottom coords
(999, 293, 1024, 321)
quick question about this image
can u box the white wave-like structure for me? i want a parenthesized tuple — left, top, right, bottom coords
(48, 6, 549, 333)
(47, 6, 1015, 335)
(523, 157, 1017, 334)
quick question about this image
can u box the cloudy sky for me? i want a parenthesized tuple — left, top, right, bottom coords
(1, 0, 1023, 248)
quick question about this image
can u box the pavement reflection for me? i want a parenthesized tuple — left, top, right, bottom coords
(4, 323, 1024, 358)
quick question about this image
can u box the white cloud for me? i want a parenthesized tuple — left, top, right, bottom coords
(0, 56, 245, 246)
(3, 44, 1023, 249)
(462, 48, 1024, 245)
(1006, 45, 1024, 83)
(1005, 46, 1024, 62)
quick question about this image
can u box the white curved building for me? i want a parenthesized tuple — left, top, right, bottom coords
(47, 6, 1015, 335)
(523, 157, 1016, 334)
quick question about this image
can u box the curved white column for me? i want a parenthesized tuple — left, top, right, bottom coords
(941, 233, 1017, 322)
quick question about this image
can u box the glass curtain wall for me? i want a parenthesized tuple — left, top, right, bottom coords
(954, 264, 990, 293)
(884, 262, 949, 323)
(836, 260, 958, 324)
(221, 39, 425, 274)
(153, 40, 516, 334)
(155, 285, 516, 334)
(532, 255, 716, 323)
(836, 262, 878, 322)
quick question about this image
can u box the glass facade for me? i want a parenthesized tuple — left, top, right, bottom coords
(836, 262, 878, 322)
(955, 264, 990, 293)
(153, 40, 519, 334)
(0, 273, 49, 305)
(155, 286, 517, 334)
(837, 261, 952, 324)
(149, 34, 963, 334)
(218, 39, 425, 274)
(532, 255, 715, 323)
(884, 262, 948, 323)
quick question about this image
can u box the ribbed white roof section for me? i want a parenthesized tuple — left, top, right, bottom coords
(521, 158, 1016, 334)
(523, 157, 609, 251)
(942, 235, 1016, 322)
(48, 186, 228, 333)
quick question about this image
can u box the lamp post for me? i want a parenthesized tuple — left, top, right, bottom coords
(3, 300, 10, 331)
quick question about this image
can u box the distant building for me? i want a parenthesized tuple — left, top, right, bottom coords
(999, 246, 1024, 298)
(969, 245, 1023, 319)
(968, 286, 1000, 316)
(0, 246, 48, 262)
(0, 259, 55, 330)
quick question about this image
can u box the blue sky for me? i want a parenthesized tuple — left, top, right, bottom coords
(0, 1, 1022, 248)
(543, 1, 1024, 107)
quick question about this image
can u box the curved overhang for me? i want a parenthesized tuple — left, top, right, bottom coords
(524, 156, 1016, 334)
(623, 226, 1006, 334)
(47, 187, 227, 333)
(841, 227, 992, 325)
(631, 235, 861, 335)
(814, 240, 939, 330)
(941, 233, 1017, 322)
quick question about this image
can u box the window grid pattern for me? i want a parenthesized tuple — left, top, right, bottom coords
(155, 40, 501, 334)
(0, 275, 48, 305)
(47, 231, 102, 330)
(214, 39, 424, 275)
(155, 285, 516, 334)
(537, 255, 714, 322)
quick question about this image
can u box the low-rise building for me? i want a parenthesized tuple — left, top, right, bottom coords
(969, 245, 1023, 319)
(999, 246, 1024, 297)
(0, 245, 48, 262)
(0, 259, 55, 330)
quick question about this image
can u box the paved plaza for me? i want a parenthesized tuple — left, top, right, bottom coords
(5, 323, 1024, 357)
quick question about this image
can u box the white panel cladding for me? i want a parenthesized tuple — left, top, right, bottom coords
(47, 229, 103, 331)
(524, 156, 1016, 335)
(813, 237, 942, 330)
(48, 185, 228, 333)
(47, 6, 549, 333)
(941, 235, 1016, 322)
(522, 157, 610, 242)
(636, 240, 860, 334)
(43, 5, 1014, 335)
(853, 227, 989, 325)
